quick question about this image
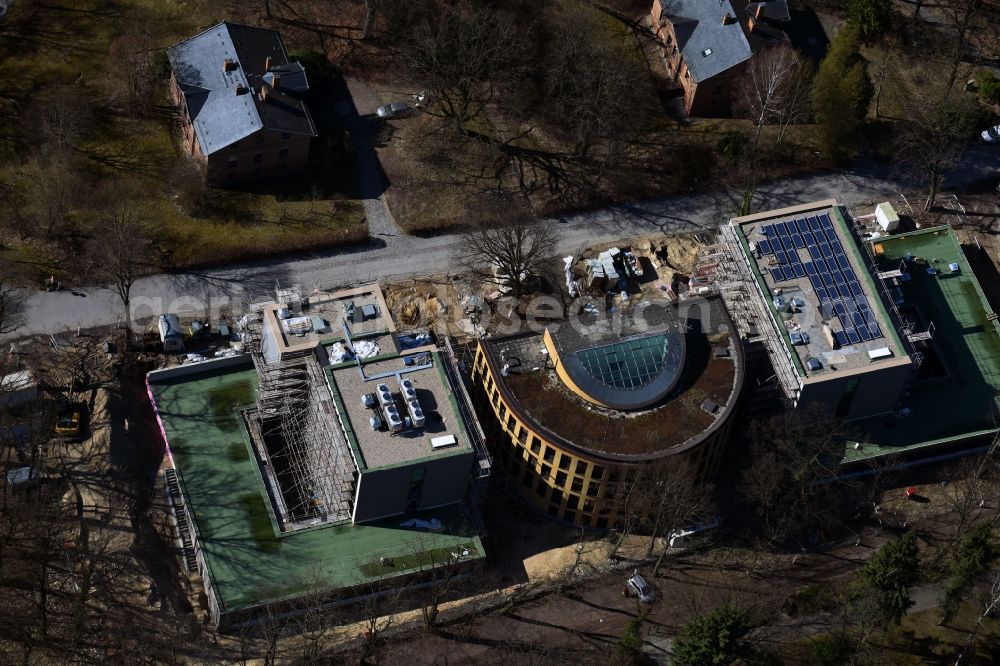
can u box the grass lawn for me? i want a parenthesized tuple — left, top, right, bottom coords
(0, 0, 366, 278)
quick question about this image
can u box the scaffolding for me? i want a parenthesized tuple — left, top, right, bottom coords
(717, 223, 802, 403)
(243, 310, 358, 529)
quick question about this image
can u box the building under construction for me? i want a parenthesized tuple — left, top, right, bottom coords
(716, 198, 1000, 463)
(148, 283, 490, 629)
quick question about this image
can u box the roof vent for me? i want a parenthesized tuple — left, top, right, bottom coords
(223, 58, 238, 72)
(722, 12, 736, 24)
(702, 48, 713, 57)
(235, 84, 248, 95)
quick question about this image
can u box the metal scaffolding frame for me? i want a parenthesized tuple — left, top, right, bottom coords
(243, 311, 357, 529)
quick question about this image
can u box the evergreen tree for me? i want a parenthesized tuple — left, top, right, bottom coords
(849, 0, 892, 41)
(672, 606, 756, 666)
(859, 531, 920, 627)
(811, 24, 872, 162)
(941, 523, 996, 622)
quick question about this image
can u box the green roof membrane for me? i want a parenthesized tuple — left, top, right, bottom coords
(844, 227, 1000, 460)
(149, 364, 482, 611)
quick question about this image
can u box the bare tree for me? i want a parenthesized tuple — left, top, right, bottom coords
(639, 460, 715, 577)
(543, 8, 652, 158)
(955, 570, 1000, 665)
(457, 215, 561, 300)
(27, 85, 95, 153)
(106, 30, 160, 117)
(89, 197, 157, 335)
(895, 89, 979, 211)
(0, 268, 27, 337)
(401, 6, 530, 135)
(736, 43, 814, 149)
(740, 405, 863, 548)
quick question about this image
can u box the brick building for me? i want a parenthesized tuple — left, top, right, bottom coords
(651, 0, 797, 117)
(167, 22, 317, 185)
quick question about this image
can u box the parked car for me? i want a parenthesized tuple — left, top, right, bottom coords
(982, 124, 1000, 143)
(376, 101, 410, 119)
(626, 570, 655, 604)
(55, 402, 85, 439)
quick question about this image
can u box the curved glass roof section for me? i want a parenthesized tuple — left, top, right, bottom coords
(578, 335, 669, 390)
(561, 331, 686, 411)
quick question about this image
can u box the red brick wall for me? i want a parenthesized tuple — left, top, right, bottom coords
(206, 129, 312, 185)
(650, 0, 745, 117)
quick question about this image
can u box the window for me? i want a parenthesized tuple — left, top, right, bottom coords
(575, 460, 588, 475)
(592, 466, 605, 480)
(534, 481, 547, 499)
(227, 156, 238, 169)
(407, 466, 425, 511)
(583, 499, 595, 513)
(540, 464, 551, 481)
(543, 446, 555, 463)
(279, 147, 289, 160)
(567, 495, 580, 510)
(506, 414, 515, 430)
(281, 132, 290, 140)
(702, 47, 713, 57)
(546, 504, 559, 517)
(515, 428, 527, 444)
(558, 454, 570, 471)
(551, 489, 563, 505)
(587, 481, 599, 497)
(253, 152, 263, 164)
(836, 377, 861, 418)
(562, 509, 576, 523)
(571, 477, 584, 493)
(555, 471, 567, 487)
(529, 437, 541, 454)
(522, 469, 533, 488)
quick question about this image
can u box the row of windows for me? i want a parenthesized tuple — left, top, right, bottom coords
(227, 147, 290, 168)
(229, 132, 292, 150)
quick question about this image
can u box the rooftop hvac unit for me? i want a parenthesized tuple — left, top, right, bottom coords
(383, 405, 403, 432)
(407, 399, 426, 428)
(376, 383, 393, 407)
(361, 393, 377, 409)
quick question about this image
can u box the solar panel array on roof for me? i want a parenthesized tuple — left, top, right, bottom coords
(758, 213, 883, 345)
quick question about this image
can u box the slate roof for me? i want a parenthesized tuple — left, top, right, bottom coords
(658, 0, 752, 83)
(167, 22, 317, 156)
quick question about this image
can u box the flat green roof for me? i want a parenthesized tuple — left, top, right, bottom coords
(844, 226, 1000, 461)
(149, 364, 482, 612)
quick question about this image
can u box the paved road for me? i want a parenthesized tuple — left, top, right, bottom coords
(8, 141, 999, 341)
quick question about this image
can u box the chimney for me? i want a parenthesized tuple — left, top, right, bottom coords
(755, 3, 764, 18)
(722, 12, 735, 25)
(264, 56, 272, 71)
(223, 58, 237, 71)
(260, 85, 268, 102)
(271, 74, 281, 90)
(748, 15, 757, 31)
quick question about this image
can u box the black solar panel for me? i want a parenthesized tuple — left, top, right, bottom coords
(759, 214, 883, 346)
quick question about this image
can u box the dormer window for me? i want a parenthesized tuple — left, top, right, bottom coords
(702, 48, 713, 57)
